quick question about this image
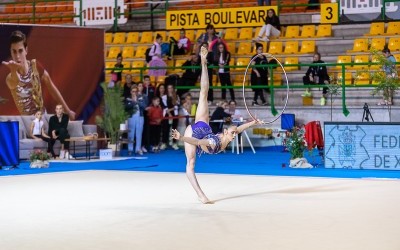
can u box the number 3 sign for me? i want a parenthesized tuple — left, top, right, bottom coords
(321, 3, 339, 23)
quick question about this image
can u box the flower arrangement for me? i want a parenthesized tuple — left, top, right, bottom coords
(282, 126, 308, 159)
(29, 149, 51, 162)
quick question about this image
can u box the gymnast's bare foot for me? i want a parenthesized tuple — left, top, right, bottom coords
(198, 196, 214, 204)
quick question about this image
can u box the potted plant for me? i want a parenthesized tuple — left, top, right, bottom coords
(95, 82, 128, 146)
(283, 126, 313, 168)
(29, 149, 50, 168)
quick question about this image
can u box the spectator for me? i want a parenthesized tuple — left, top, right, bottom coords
(166, 84, 180, 150)
(198, 42, 215, 105)
(210, 101, 231, 134)
(253, 9, 281, 42)
(111, 53, 123, 85)
(214, 42, 235, 101)
(178, 53, 201, 98)
(180, 92, 197, 126)
(123, 74, 136, 100)
(302, 52, 329, 106)
(378, 47, 397, 105)
(146, 96, 163, 153)
(30, 110, 54, 158)
(196, 24, 218, 53)
(258, 0, 271, 6)
(48, 104, 72, 159)
(228, 100, 242, 120)
(209, 31, 229, 55)
(156, 84, 169, 150)
(148, 34, 167, 83)
(168, 28, 192, 60)
(250, 43, 269, 106)
(141, 75, 156, 152)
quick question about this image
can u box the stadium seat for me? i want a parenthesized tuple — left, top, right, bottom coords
(300, 25, 316, 38)
(269, 73, 282, 86)
(224, 28, 238, 40)
(14, 4, 25, 13)
(131, 61, 146, 74)
(155, 31, 167, 41)
(268, 41, 283, 54)
(388, 37, 400, 51)
(122, 46, 134, 59)
(226, 42, 236, 53)
(185, 30, 196, 42)
(365, 22, 385, 36)
(125, 32, 139, 44)
(239, 27, 253, 40)
(113, 33, 126, 44)
(105, 33, 113, 44)
(135, 46, 148, 58)
(165, 60, 175, 74)
(284, 57, 299, 71)
(336, 55, 352, 69)
(107, 46, 121, 59)
(386, 22, 400, 35)
(337, 72, 353, 85)
(283, 41, 299, 54)
(370, 38, 386, 51)
(354, 72, 370, 85)
(122, 61, 131, 74)
(105, 61, 115, 74)
(168, 30, 180, 41)
(234, 58, 250, 72)
(370, 54, 381, 70)
(284, 26, 300, 38)
(237, 42, 252, 55)
(352, 55, 369, 69)
(140, 31, 153, 43)
(233, 74, 248, 87)
(316, 24, 332, 37)
(300, 40, 315, 54)
(174, 59, 187, 73)
(394, 54, 400, 66)
(4, 4, 14, 13)
(349, 38, 369, 52)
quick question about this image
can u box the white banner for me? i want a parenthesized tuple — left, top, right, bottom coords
(74, 0, 127, 26)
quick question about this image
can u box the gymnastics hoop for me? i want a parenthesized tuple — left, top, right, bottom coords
(242, 53, 290, 125)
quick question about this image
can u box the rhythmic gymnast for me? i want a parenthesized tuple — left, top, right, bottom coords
(171, 46, 262, 204)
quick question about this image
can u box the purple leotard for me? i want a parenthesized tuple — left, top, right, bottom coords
(191, 121, 222, 155)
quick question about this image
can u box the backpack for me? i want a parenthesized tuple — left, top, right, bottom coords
(145, 45, 156, 63)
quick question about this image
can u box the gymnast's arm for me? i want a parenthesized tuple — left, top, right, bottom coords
(237, 119, 262, 134)
(171, 129, 210, 146)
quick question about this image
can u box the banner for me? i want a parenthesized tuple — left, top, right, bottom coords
(0, 24, 104, 121)
(325, 122, 400, 170)
(166, 6, 278, 30)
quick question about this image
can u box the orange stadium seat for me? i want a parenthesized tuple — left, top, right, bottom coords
(14, 4, 25, 13)
(337, 72, 353, 85)
(300, 40, 315, 54)
(140, 31, 153, 43)
(284, 26, 300, 38)
(284, 57, 299, 71)
(365, 22, 385, 36)
(107, 46, 121, 59)
(125, 32, 139, 44)
(352, 55, 369, 70)
(105, 33, 113, 44)
(135, 46, 148, 58)
(388, 37, 400, 52)
(122, 46, 134, 59)
(239, 27, 253, 40)
(268, 41, 283, 54)
(283, 41, 299, 54)
(300, 25, 316, 38)
(35, 3, 47, 13)
(316, 24, 332, 37)
(370, 38, 386, 51)
(113, 33, 126, 44)
(237, 42, 252, 55)
(224, 28, 238, 40)
(349, 38, 368, 52)
(336, 55, 352, 69)
(386, 22, 400, 35)
(4, 4, 14, 13)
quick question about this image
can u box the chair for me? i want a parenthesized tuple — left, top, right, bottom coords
(105, 33, 113, 44)
(226, 42, 236, 53)
(234, 57, 250, 72)
(268, 41, 283, 54)
(237, 42, 252, 55)
(354, 72, 370, 85)
(283, 41, 299, 54)
(370, 54, 381, 69)
(165, 60, 175, 74)
(140, 31, 153, 43)
(300, 25, 316, 38)
(239, 27, 253, 40)
(113, 33, 126, 44)
(131, 61, 146, 74)
(366, 22, 385, 36)
(168, 30, 180, 41)
(394, 54, 400, 65)
(125, 32, 139, 44)
(269, 72, 282, 86)
(337, 72, 353, 85)
(336, 55, 352, 70)
(300, 40, 315, 54)
(174, 59, 187, 73)
(107, 46, 121, 59)
(316, 24, 332, 37)
(284, 57, 299, 71)
(386, 22, 400, 35)
(105, 61, 115, 74)
(352, 55, 369, 69)
(349, 38, 369, 52)
(224, 28, 238, 40)
(284, 26, 300, 38)
(122, 46, 134, 59)
(121, 61, 131, 74)
(185, 30, 196, 41)
(388, 37, 400, 52)
(370, 38, 386, 51)
(135, 46, 148, 58)
(155, 31, 167, 41)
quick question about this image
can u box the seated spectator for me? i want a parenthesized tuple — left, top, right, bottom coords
(227, 100, 242, 120)
(123, 74, 136, 100)
(148, 34, 167, 83)
(180, 92, 197, 126)
(302, 52, 329, 105)
(178, 53, 201, 98)
(48, 104, 72, 159)
(253, 9, 281, 42)
(30, 110, 54, 158)
(168, 28, 192, 59)
(210, 101, 231, 134)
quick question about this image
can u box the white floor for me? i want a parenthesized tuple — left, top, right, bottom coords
(0, 171, 400, 250)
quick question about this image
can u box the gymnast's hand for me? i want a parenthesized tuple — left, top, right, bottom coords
(2, 60, 23, 73)
(200, 46, 208, 63)
(171, 129, 181, 140)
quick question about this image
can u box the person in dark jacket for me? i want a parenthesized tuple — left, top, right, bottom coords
(250, 43, 269, 106)
(178, 53, 201, 98)
(213, 43, 234, 101)
(48, 104, 71, 159)
(253, 9, 281, 42)
(210, 101, 232, 134)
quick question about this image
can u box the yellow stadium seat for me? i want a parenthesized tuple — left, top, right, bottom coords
(155, 31, 167, 41)
(284, 57, 299, 71)
(354, 72, 370, 85)
(300, 40, 315, 54)
(226, 42, 236, 53)
(165, 60, 175, 74)
(254, 27, 262, 38)
(269, 73, 282, 86)
(224, 28, 238, 40)
(121, 61, 131, 74)
(105, 33, 113, 44)
(234, 57, 250, 72)
(388, 37, 400, 52)
(300, 25, 316, 38)
(140, 31, 154, 43)
(386, 22, 400, 35)
(253, 42, 268, 53)
(394, 54, 400, 65)
(239, 27, 253, 40)
(168, 30, 180, 41)
(337, 72, 353, 85)
(185, 30, 196, 41)
(336, 55, 352, 69)
(156, 75, 167, 86)
(105, 61, 115, 74)
(113, 33, 126, 44)
(370, 54, 381, 69)
(316, 24, 332, 37)
(268, 41, 283, 54)
(366, 22, 385, 36)
(349, 38, 369, 52)
(125, 32, 139, 44)
(233, 74, 248, 87)
(237, 42, 252, 55)
(131, 61, 146, 74)
(283, 41, 299, 54)
(370, 38, 386, 51)
(107, 46, 121, 59)
(135, 46, 148, 58)
(122, 46, 134, 59)
(174, 59, 186, 71)
(284, 26, 300, 38)
(352, 55, 369, 69)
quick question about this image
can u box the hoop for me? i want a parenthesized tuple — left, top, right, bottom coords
(242, 53, 290, 125)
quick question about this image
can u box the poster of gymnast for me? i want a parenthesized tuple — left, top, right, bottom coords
(0, 25, 104, 121)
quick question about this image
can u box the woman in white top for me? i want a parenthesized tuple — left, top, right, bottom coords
(30, 110, 55, 158)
